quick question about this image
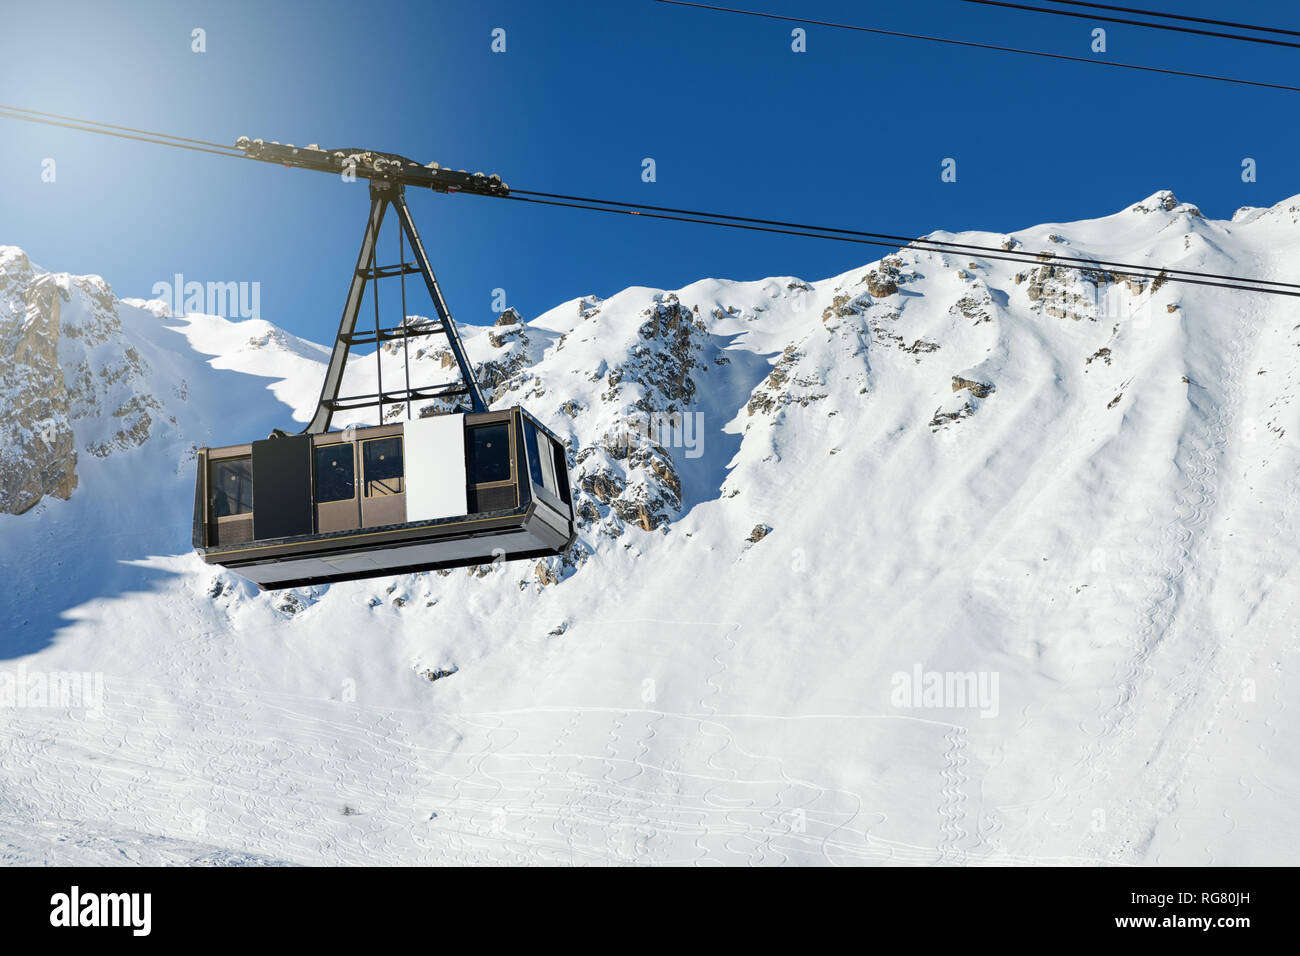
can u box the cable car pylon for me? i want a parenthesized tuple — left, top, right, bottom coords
(234, 137, 505, 429)
(306, 176, 487, 430)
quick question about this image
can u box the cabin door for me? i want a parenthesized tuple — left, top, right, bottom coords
(314, 440, 361, 533)
(359, 434, 407, 528)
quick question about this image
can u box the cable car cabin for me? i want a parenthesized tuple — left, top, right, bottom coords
(193, 407, 575, 591)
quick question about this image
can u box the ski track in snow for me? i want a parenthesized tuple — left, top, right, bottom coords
(3, 678, 1065, 866)
(1069, 251, 1276, 862)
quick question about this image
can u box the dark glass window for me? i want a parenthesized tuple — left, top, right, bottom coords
(209, 457, 253, 517)
(466, 423, 511, 484)
(314, 443, 355, 503)
(522, 420, 544, 488)
(552, 442, 571, 504)
(363, 437, 405, 497)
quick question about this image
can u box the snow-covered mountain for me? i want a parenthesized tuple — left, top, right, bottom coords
(2, 190, 1298, 865)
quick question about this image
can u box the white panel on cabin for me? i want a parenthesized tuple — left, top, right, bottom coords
(404, 414, 468, 522)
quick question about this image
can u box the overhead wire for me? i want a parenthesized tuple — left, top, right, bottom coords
(651, 0, 1300, 93)
(505, 192, 1300, 297)
(2, 103, 1298, 297)
(509, 188, 1300, 292)
(1035, 0, 1300, 37)
(0, 105, 243, 159)
(0, 104, 235, 150)
(958, 0, 1300, 50)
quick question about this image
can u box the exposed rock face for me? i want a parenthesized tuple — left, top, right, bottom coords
(563, 292, 707, 540)
(951, 292, 991, 325)
(1015, 261, 1150, 322)
(748, 346, 802, 416)
(529, 541, 590, 590)
(579, 469, 627, 505)
(0, 248, 164, 514)
(746, 344, 831, 417)
(930, 402, 974, 428)
(860, 256, 910, 298)
(575, 428, 681, 535)
(0, 269, 77, 514)
(534, 560, 559, 587)
(865, 272, 898, 298)
(631, 295, 702, 406)
(1130, 190, 1179, 214)
(822, 291, 870, 327)
(952, 376, 995, 399)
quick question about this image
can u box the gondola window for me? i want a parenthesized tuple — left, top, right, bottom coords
(363, 437, 404, 497)
(209, 457, 253, 517)
(523, 420, 545, 488)
(466, 423, 511, 484)
(314, 443, 355, 502)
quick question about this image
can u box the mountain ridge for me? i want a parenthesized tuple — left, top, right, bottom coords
(1, 188, 1298, 865)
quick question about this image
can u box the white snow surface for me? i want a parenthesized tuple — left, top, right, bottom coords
(2, 190, 1300, 866)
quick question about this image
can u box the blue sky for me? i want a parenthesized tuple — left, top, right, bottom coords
(1, 0, 1296, 340)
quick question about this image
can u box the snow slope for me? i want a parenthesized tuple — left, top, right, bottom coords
(2, 190, 1299, 865)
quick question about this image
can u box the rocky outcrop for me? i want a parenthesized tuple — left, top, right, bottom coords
(860, 256, 912, 298)
(821, 293, 858, 325)
(561, 292, 709, 541)
(746, 343, 829, 417)
(574, 449, 679, 534)
(630, 295, 702, 406)
(1129, 191, 1178, 214)
(0, 250, 164, 514)
(528, 541, 591, 590)
(1016, 261, 1149, 322)
(932, 377, 995, 430)
(0, 271, 77, 514)
(930, 404, 973, 428)
(951, 292, 991, 326)
(952, 376, 995, 399)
